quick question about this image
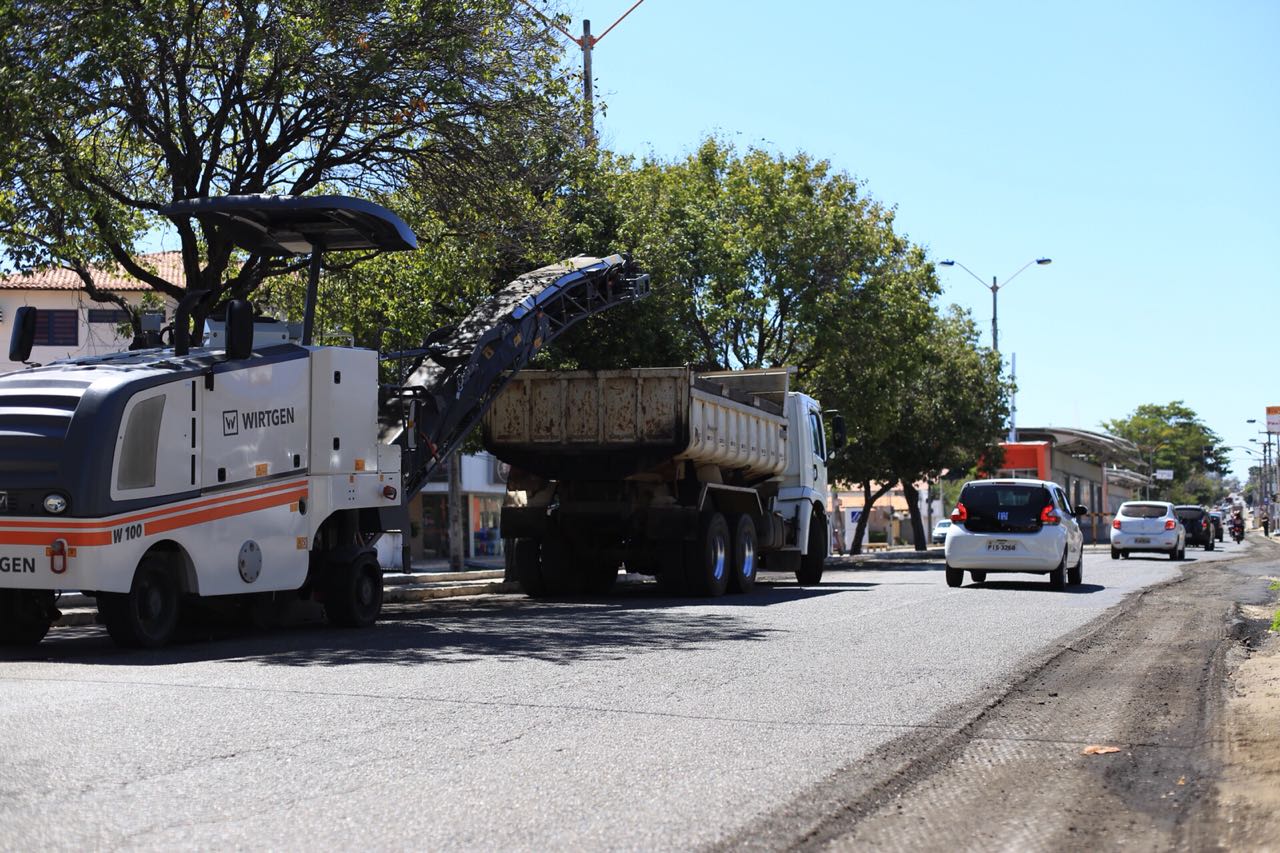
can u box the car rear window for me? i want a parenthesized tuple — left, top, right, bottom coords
(957, 483, 1049, 533)
(1120, 503, 1169, 519)
(1175, 508, 1204, 520)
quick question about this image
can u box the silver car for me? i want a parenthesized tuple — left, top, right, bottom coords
(1110, 501, 1185, 560)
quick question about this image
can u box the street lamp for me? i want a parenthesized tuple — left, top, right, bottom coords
(937, 257, 1052, 354)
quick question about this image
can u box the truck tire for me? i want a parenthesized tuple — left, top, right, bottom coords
(727, 514, 758, 594)
(655, 542, 688, 595)
(324, 552, 383, 628)
(0, 589, 56, 646)
(539, 533, 581, 596)
(99, 556, 181, 648)
(583, 561, 620, 595)
(686, 512, 730, 597)
(513, 538, 548, 597)
(796, 510, 826, 586)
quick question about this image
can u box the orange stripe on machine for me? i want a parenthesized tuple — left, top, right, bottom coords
(0, 480, 308, 532)
(144, 489, 308, 536)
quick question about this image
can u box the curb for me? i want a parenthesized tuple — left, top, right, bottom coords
(49, 573, 518, 629)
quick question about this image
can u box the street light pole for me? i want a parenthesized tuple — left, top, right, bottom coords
(517, 0, 648, 146)
(938, 257, 1052, 355)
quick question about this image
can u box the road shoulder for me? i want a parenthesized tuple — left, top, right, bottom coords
(1216, 590, 1280, 850)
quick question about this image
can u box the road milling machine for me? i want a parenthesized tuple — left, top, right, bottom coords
(0, 195, 648, 647)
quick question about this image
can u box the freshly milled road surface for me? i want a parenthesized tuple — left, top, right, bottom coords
(0, 542, 1250, 850)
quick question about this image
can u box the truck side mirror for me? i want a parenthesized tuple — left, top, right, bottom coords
(224, 299, 254, 360)
(830, 413, 847, 451)
(9, 306, 37, 362)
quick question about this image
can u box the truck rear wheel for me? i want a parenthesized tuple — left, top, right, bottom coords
(324, 552, 383, 628)
(584, 564, 619, 595)
(0, 589, 56, 646)
(687, 512, 730, 597)
(796, 510, 826, 585)
(727, 514, 758, 594)
(99, 556, 181, 648)
(513, 538, 549, 597)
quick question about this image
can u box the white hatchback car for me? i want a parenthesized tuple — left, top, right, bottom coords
(944, 478, 1087, 589)
(1110, 501, 1184, 560)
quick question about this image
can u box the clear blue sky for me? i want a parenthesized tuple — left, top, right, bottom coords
(565, 0, 1279, 478)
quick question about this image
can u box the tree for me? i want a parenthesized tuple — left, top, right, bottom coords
(548, 139, 901, 372)
(0, 0, 575, 335)
(1102, 402, 1228, 504)
(886, 306, 1011, 550)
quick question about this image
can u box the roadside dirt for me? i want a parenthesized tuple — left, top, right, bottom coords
(711, 551, 1276, 852)
(1217, 598, 1280, 852)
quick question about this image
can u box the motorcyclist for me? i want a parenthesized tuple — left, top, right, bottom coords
(1230, 508, 1245, 542)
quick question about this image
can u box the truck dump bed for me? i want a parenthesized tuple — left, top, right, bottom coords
(483, 367, 790, 481)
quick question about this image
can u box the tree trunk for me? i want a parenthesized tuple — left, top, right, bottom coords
(447, 450, 465, 571)
(849, 479, 896, 555)
(901, 479, 928, 551)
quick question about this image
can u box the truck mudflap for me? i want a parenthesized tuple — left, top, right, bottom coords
(501, 506, 549, 539)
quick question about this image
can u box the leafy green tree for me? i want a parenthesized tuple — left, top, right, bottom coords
(887, 306, 1011, 550)
(0, 0, 575, 333)
(1102, 401, 1228, 504)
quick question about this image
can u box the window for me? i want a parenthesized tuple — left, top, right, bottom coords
(32, 309, 78, 347)
(1120, 503, 1170, 519)
(117, 395, 165, 490)
(808, 411, 826, 461)
(87, 308, 131, 324)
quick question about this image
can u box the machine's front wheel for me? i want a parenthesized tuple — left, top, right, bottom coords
(99, 556, 181, 648)
(324, 552, 383, 628)
(0, 589, 56, 646)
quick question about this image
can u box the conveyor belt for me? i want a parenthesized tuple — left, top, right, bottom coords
(380, 254, 649, 499)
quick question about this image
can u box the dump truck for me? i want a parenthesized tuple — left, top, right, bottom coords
(0, 194, 647, 648)
(483, 366, 845, 596)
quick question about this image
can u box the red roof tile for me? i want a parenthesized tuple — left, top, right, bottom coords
(0, 252, 184, 292)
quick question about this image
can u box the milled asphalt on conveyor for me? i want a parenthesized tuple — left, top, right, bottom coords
(0, 541, 1249, 849)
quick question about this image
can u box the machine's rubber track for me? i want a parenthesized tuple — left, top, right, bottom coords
(380, 255, 648, 498)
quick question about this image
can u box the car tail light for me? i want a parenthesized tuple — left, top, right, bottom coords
(951, 503, 968, 523)
(1165, 519, 1177, 530)
(1112, 519, 1122, 530)
(1040, 505, 1060, 525)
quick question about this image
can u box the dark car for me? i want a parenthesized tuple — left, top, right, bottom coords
(1208, 510, 1224, 542)
(1174, 505, 1215, 551)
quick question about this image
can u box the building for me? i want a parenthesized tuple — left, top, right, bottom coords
(998, 427, 1148, 543)
(0, 252, 180, 363)
(828, 480, 938, 551)
(408, 451, 509, 561)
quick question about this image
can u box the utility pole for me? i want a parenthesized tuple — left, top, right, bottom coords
(448, 449, 465, 571)
(581, 19, 594, 141)
(518, 0, 648, 146)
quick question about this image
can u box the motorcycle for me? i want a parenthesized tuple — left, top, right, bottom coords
(1230, 519, 1245, 543)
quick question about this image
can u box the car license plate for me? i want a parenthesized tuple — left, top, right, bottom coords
(986, 540, 1016, 552)
(1135, 536, 1151, 543)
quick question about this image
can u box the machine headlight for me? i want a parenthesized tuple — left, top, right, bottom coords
(43, 494, 67, 514)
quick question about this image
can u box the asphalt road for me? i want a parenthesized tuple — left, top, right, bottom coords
(0, 539, 1261, 850)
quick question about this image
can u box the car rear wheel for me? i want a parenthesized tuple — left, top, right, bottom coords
(969, 570, 987, 583)
(945, 565, 963, 587)
(1067, 550, 1083, 585)
(1048, 550, 1067, 591)
(1110, 547, 1120, 560)
(1205, 539, 1214, 552)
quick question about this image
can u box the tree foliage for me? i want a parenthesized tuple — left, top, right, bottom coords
(0, 0, 575, 331)
(1102, 401, 1228, 504)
